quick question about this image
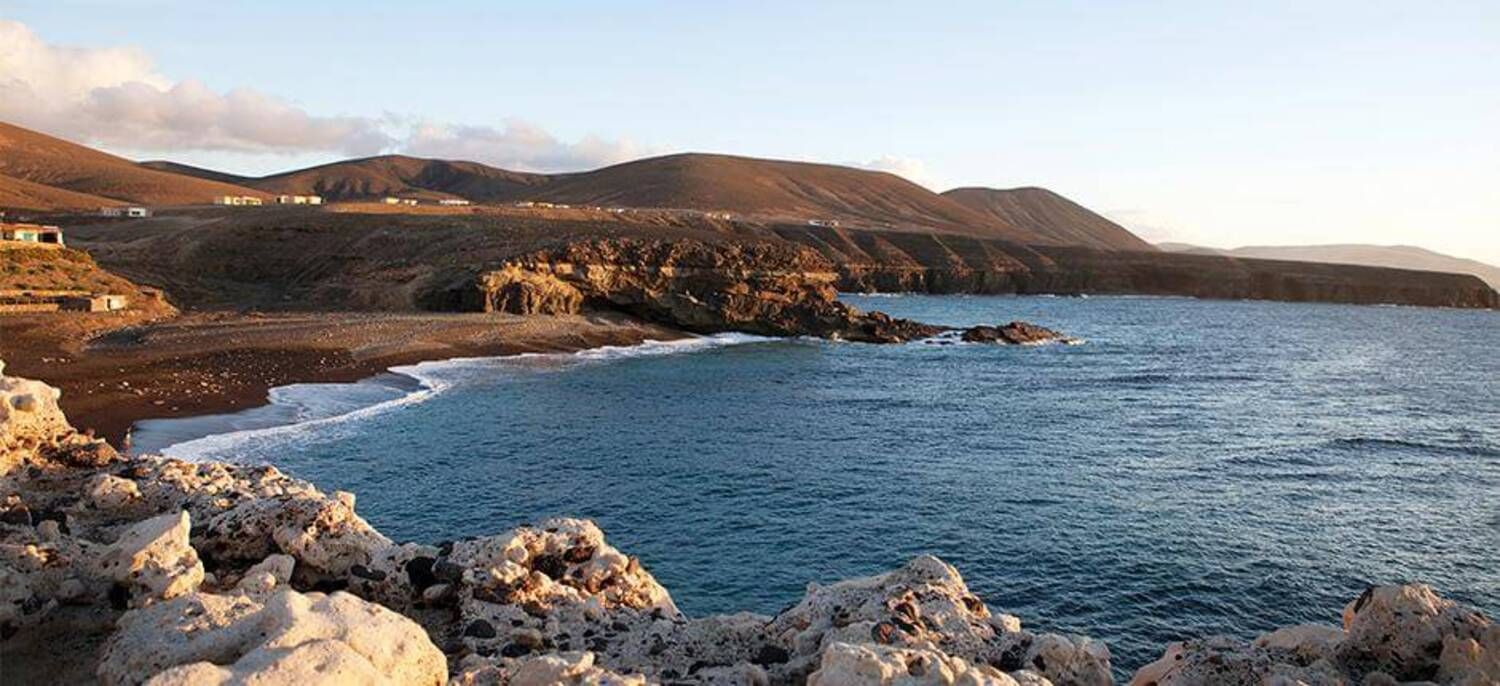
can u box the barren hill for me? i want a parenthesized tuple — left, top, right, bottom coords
(943, 187, 1156, 251)
(138, 160, 253, 186)
(0, 122, 268, 206)
(1160, 242, 1500, 291)
(526, 154, 1040, 241)
(246, 155, 549, 201)
(0, 172, 124, 211)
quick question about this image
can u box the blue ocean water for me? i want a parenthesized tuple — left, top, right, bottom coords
(133, 295, 1500, 673)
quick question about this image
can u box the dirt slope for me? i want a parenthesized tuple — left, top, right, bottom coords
(943, 187, 1156, 251)
(246, 155, 550, 201)
(137, 160, 254, 186)
(0, 172, 124, 211)
(0, 121, 268, 205)
(530, 154, 1038, 241)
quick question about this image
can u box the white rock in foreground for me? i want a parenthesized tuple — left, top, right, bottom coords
(98, 587, 447, 685)
(94, 510, 203, 605)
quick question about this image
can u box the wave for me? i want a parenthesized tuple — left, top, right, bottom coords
(148, 333, 775, 461)
(1327, 437, 1500, 459)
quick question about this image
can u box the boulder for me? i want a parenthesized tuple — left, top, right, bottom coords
(451, 651, 650, 686)
(959, 322, 1073, 345)
(766, 555, 1110, 686)
(97, 588, 446, 686)
(808, 642, 1028, 686)
(94, 510, 203, 606)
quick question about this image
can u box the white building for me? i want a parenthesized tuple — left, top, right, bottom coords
(437, 198, 471, 206)
(100, 207, 152, 218)
(275, 195, 323, 205)
(214, 196, 264, 206)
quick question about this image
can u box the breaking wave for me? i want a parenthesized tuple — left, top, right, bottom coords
(137, 333, 775, 461)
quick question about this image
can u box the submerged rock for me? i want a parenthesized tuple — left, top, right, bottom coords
(959, 322, 1074, 345)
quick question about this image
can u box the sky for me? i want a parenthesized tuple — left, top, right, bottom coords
(2, 1, 1497, 263)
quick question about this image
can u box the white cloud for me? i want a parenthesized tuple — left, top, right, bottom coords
(0, 19, 639, 170)
(402, 120, 648, 172)
(0, 19, 391, 156)
(857, 155, 935, 189)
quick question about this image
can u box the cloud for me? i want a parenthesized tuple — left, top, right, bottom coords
(0, 19, 639, 170)
(402, 120, 648, 172)
(857, 156, 935, 188)
(0, 19, 391, 156)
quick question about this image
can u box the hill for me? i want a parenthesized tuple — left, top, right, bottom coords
(942, 187, 1157, 251)
(0, 172, 124, 212)
(525, 154, 1041, 241)
(0, 121, 267, 206)
(137, 160, 253, 186)
(244, 155, 550, 201)
(1159, 242, 1500, 290)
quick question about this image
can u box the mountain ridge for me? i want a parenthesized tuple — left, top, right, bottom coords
(1158, 242, 1500, 290)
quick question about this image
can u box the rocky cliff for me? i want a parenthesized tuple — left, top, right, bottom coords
(2, 362, 1498, 685)
(429, 239, 1074, 345)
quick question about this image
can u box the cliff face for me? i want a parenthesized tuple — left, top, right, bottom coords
(3, 366, 1499, 685)
(773, 226, 1500, 309)
(433, 239, 971, 344)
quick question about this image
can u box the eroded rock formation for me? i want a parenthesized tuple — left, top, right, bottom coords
(2, 362, 1497, 685)
(442, 238, 1075, 345)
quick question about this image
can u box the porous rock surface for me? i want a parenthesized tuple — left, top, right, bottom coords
(2, 361, 1497, 686)
(1129, 584, 1500, 685)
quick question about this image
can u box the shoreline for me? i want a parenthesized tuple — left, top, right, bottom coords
(128, 331, 774, 459)
(0, 310, 688, 447)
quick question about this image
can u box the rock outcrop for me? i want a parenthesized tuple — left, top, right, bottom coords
(1130, 584, 1500, 685)
(2, 362, 1497, 686)
(442, 238, 1074, 346)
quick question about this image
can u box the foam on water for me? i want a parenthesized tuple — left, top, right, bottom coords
(136, 333, 775, 460)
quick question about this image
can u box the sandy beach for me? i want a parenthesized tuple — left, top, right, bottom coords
(0, 310, 685, 446)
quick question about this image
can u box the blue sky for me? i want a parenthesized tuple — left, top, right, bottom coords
(3, 1, 1497, 262)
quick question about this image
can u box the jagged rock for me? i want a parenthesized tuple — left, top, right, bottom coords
(808, 642, 1034, 686)
(0, 358, 118, 476)
(959, 322, 1073, 345)
(476, 265, 586, 315)
(195, 483, 391, 578)
(1131, 585, 1500, 686)
(88, 473, 142, 510)
(766, 555, 1110, 686)
(97, 588, 447, 686)
(1128, 636, 1346, 685)
(94, 510, 203, 606)
(451, 651, 651, 685)
(450, 240, 948, 343)
(1338, 584, 1494, 683)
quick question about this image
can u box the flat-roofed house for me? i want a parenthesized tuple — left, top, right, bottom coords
(275, 195, 324, 205)
(214, 195, 264, 206)
(0, 223, 64, 247)
(102, 207, 152, 217)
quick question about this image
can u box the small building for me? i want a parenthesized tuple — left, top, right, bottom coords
(437, 198, 471, 206)
(275, 194, 323, 205)
(382, 197, 419, 206)
(808, 219, 841, 228)
(0, 222, 64, 247)
(214, 195, 264, 206)
(61, 294, 129, 312)
(101, 206, 151, 218)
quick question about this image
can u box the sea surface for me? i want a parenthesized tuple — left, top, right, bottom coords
(131, 295, 1500, 673)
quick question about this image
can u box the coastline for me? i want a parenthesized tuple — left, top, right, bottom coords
(129, 331, 776, 459)
(0, 310, 688, 447)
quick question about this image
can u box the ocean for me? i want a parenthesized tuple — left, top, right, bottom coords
(129, 294, 1500, 673)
